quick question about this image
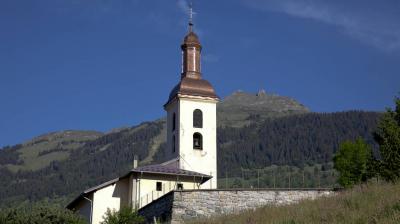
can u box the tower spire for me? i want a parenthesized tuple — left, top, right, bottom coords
(188, 2, 194, 32)
(181, 1, 201, 80)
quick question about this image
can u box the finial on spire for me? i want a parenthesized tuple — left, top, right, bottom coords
(188, 2, 195, 32)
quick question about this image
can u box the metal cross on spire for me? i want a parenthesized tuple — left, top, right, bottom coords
(188, 2, 196, 32)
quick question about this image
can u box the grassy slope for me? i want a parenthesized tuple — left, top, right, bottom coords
(193, 181, 400, 224)
(4, 130, 103, 172)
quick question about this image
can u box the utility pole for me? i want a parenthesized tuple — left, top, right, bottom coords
(225, 167, 228, 189)
(318, 172, 321, 188)
(241, 167, 244, 188)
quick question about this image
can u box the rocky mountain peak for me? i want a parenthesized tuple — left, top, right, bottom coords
(217, 90, 310, 127)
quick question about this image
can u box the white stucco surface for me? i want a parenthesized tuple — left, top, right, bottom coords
(166, 99, 180, 162)
(91, 178, 129, 224)
(166, 96, 218, 189)
(74, 196, 92, 223)
(136, 177, 201, 208)
(71, 173, 207, 223)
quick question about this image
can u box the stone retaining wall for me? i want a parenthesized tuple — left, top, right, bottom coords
(139, 189, 335, 224)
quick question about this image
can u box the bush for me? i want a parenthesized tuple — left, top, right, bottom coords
(374, 96, 400, 182)
(333, 138, 373, 188)
(0, 204, 85, 224)
(101, 206, 144, 224)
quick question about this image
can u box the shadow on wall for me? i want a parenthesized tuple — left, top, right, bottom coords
(112, 178, 129, 208)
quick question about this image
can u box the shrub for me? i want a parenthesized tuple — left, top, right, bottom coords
(0, 204, 85, 224)
(101, 206, 144, 224)
(333, 138, 373, 188)
(374, 96, 400, 182)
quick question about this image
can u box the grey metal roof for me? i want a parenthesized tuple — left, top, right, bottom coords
(131, 164, 212, 178)
(82, 177, 120, 194)
(66, 164, 211, 209)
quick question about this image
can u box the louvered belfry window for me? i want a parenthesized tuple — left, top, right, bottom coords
(193, 109, 203, 128)
(193, 132, 203, 150)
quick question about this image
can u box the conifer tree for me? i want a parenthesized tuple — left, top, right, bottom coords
(333, 138, 373, 187)
(374, 96, 400, 182)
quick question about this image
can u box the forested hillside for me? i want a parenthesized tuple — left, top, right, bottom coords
(0, 92, 381, 208)
(0, 121, 164, 207)
(217, 111, 380, 177)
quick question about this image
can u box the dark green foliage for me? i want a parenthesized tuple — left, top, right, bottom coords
(333, 138, 373, 188)
(101, 206, 144, 224)
(218, 111, 380, 178)
(0, 111, 380, 208)
(0, 204, 85, 224)
(0, 121, 164, 208)
(219, 164, 338, 189)
(0, 145, 23, 165)
(374, 96, 400, 182)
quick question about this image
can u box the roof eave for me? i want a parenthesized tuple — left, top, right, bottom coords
(131, 170, 212, 181)
(164, 93, 219, 109)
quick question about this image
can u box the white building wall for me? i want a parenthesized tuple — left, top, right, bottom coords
(91, 178, 129, 224)
(74, 196, 92, 223)
(178, 97, 217, 189)
(72, 175, 205, 223)
(136, 178, 200, 208)
(166, 100, 180, 162)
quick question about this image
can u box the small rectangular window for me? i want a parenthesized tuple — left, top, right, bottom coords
(177, 183, 183, 190)
(172, 135, 176, 153)
(156, 182, 162, 191)
(172, 113, 176, 131)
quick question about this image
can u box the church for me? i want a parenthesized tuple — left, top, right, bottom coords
(67, 16, 219, 224)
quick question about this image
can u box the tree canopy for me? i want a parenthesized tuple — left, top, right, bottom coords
(101, 207, 144, 224)
(333, 138, 373, 188)
(374, 96, 400, 182)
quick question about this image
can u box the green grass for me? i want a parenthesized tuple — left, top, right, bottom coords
(193, 181, 400, 224)
(3, 130, 102, 172)
(141, 121, 166, 165)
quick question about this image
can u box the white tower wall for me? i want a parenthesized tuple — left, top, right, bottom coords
(164, 19, 218, 189)
(178, 97, 217, 189)
(166, 100, 180, 162)
(165, 96, 218, 189)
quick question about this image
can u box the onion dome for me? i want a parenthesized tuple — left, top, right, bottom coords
(182, 31, 201, 49)
(164, 7, 218, 107)
(167, 77, 218, 104)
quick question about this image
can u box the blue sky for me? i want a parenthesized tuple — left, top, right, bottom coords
(0, 0, 399, 147)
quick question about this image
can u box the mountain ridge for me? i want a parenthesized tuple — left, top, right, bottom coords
(0, 90, 310, 173)
(0, 91, 381, 208)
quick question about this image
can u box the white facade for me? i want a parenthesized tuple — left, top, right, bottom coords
(166, 95, 218, 188)
(70, 173, 207, 224)
(133, 174, 203, 208)
(92, 178, 129, 224)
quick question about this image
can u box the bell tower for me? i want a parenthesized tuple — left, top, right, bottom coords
(164, 6, 218, 189)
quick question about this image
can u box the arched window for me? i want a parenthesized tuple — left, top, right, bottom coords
(193, 109, 203, 128)
(193, 132, 202, 150)
(172, 113, 176, 131)
(172, 135, 176, 153)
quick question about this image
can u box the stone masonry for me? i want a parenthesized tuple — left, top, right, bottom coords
(138, 189, 335, 223)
